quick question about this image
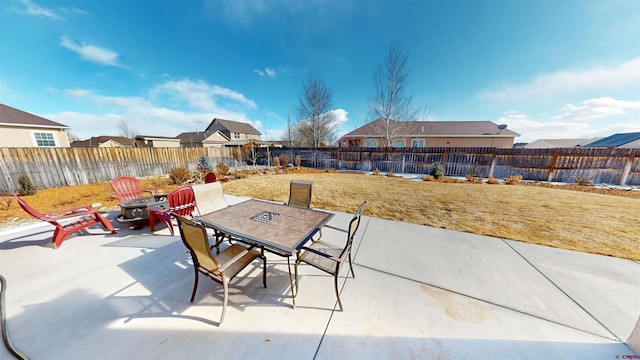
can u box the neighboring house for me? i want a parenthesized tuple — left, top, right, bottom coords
(583, 132, 640, 148)
(524, 138, 601, 149)
(0, 103, 70, 148)
(134, 135, 181, 148)
(70, 136, 134, 148)
(338, 119, 520, 148)
(176, 130, 230, 148)
(205, 118, 261, 142)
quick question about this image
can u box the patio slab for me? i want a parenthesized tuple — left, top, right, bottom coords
(1, 196, 637, 359)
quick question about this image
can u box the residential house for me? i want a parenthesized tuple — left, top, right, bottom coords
(205, 118, 261, 142)
(0, 103, 70, 148)
(583, 132, 640, 148)
(134, 135, 181, 148)
(338, 119, 520, 148)
(524, 138, 601, 149)
(177, 118, 262, 147)
(70, 136, 134, 148)
(176, 130, 230, 148)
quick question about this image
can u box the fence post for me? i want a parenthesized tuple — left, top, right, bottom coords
(547, 149, 560, 182)
(620, 154, 634, 186)
(489, 150, 497, 178)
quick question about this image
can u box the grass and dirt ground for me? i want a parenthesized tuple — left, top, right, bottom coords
(1, 167, 639, 261)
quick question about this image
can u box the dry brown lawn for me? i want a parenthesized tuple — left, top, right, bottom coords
(2, 169, 639, 260)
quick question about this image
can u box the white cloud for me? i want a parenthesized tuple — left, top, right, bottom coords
(15, 0, 64, 21)
(50, 79, 261, 139)
(60, 36, 125, 67)
(479, 57, 640, 101)
(552, 97, 640, 121)
(154, 79, 257, 111)
(254, 67, 277, 77)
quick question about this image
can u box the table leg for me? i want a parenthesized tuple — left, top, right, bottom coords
(287, 256, 295, 308)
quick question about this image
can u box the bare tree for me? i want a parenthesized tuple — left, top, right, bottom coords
(118, 119, 138, 139)
(294, 76, 337, 147)
(368, 41, 424, 147)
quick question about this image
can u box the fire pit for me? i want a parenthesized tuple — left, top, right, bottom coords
(116, 194, 168, 229)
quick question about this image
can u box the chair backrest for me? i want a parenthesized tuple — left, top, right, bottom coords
(13, 195, 46, 220)
(191, 182, 228, 216)
(174, 214, 221, 275)
(110, 176, 143, 202)
(342, 200, 367, 259)
(167, 186, 197, 217)
(287, 180, 312, 209)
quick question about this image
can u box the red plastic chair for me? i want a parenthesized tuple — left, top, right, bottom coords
(148, 186, 197, 235)
(110, 176, 157, 203)
(14, 195, 117, 249)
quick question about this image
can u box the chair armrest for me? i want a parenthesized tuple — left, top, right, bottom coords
(299, 246, 340, 262)
(44, 206, 95, 219)
(218, 249, 250, 272)
(143, 189, 158, 195)
(323, 224, 347, 233)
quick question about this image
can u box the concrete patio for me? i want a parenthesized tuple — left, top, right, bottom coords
(1, 195, 639, 359)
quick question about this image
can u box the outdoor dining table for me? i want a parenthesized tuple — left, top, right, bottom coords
(195, 199, 334, 307)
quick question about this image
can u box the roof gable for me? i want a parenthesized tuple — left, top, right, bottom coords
(0, 103, 69, 129)
(205, 118, 261, 135)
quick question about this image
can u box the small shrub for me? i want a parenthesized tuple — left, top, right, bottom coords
(386, 172, 395, 177)
(0, 196, 13, 210)
(574, 176, 593, 186)
(197, 155, 213, 173)
(216, 162, 230, 176)
(279, 154, 289, 168)
(273, 156, 281, 168)
(465, 173, 482, 184)
(18, 175, 37, 196)
(430, 162, 444, 179)
(487, 175, 500, 185)
(503, 174, 523, 185)
(169, 167, 192, 184)
(295, 155, 301, 168)
(372, 168, 381, 175)
(325, 168, 331, 172)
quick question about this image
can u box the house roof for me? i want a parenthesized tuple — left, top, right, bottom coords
(0, 103, 69, 129)
(524, 138, 601, 149)
(583, 132, 640, 147)
(342, 119, 520, 138)
(135, 135, 180, 141)
(205, 118, 261, 135)
(70, 136, 135, 147)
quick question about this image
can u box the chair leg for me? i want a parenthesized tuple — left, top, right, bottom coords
(220, 278, 229, 324)
(190, 270, 199, 302)
(149, 211, 157, 232)
(52, 227, 68, 249)
(334, 273, 343, 311)
(261, 252, 267, 288)
(294, 256, 300, 294)
(348, 251, 356, 278)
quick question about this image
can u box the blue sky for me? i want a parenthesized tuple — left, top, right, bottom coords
(1, 0, 639, 143)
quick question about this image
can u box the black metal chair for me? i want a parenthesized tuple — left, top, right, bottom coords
(294, 201, 366, 310)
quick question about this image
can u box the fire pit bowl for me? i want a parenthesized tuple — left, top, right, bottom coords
(116, 194, 168, 228)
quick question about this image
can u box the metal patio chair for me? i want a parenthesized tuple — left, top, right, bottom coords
(294, 200, 366, 311)
(287, 180, 312, 209)
(174, 214, 266, 325)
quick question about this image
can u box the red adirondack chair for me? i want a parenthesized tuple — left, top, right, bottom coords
(148, 186, 197, 235)
(14, 195, 117, 249)
(110, 176, 157, 203)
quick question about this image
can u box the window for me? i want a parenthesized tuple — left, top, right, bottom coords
(411, 139, 424, 147)
(392, 139, 405, 147)
(33, 132, 57, 147)
(234, 132, 241, 139)
(364, 139, 378, 147)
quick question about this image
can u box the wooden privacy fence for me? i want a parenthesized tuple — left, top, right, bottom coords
(2, 146, 639, 193)
(0, 147, 251, 194)
(268, 147, 640, 186)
